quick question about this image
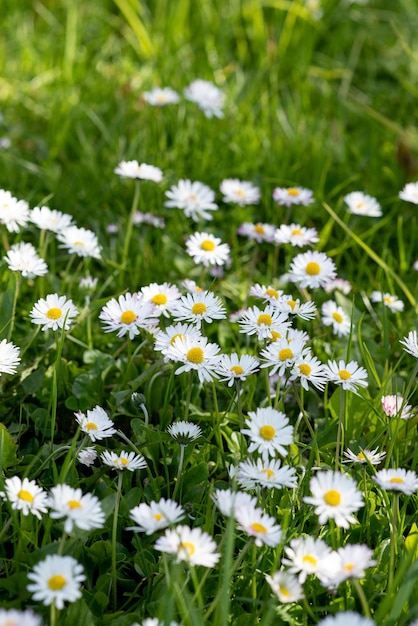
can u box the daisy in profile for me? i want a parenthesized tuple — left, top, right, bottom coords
(250, 283, 283, 303)
(282, 535, 334, 582)
(140, 282, 181, 317)
(27, 554, 85, 609)
(133, 211, 165, 229)
(114, 160, 163, 182)
(399, 181, 418, 204)
(0, 189, 29, 231)
(165, 335, 221, 383)
(74, 405, 116, 442)
(265, 570, 304, 602)
(237, 458, 298, 490)
(317, 612, 375, 626)
(48, 484, 105, 533)
(167, 421, 203, 444)
(288, 250, 337, 289)
(220, 179, 261, 206)
(381, 394, 413, 419)
(170, 290, 226, 328)
(164, 179, 218, 221)
(370, 291, 404, 312)
(272, 186, 314, 207)
(30, 294, 78, 332)
(241, 407, 294, 459)
(235, 505, 283, 547)
(324, 359, 368, 394)
(127, 498, 186, 534)
(260, 336, 306, 377)
(274, 223, 319, 248)
(4, 241, 48, 278)
(215, 353, 259, 386)
(101, 450, 147, 471)
(155, 525, 220, 567)
(373, 468, 418, 495)
(343, 448, 386, 465)
(1, 476, 48, 519)
(57, 226, 101, 259)
(211, 488, 257, 517)
(304, 470, 364, 528)
(289, 349, 327, 391)
(319, 544, 376, 588)
(77, 447, 98, 467)
(0, 609, 41, 626)
(99, 292, 158, 339)
(321, 300, 351, 336)
(184, 79, 225, 119)
(142, 86, 180, 105)
(324, 277, 352, 295)
(274, 295, 317, 320)
(185, 231, 230, 267)
(0, 339, 20, 375)
(344, 191, 382, 217)
(238, 305, 290, 341)
(400, 330, 418, 358)
(237, 221, 276, 243)
(30, 205, 73, 233)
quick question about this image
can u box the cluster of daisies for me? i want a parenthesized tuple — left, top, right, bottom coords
(141, 79, 225, 119)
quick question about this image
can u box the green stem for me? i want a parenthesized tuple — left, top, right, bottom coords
(352, 579, 372, 618)
(335, 388, 345, 471)
(121, 180, 140, 277)
(211, 381, 223, 451)
(7, 273, 21, 341)
(50, 604, 58, 626)
(388, 492, 399, 590)
(184, 370, 194, 422)
(172, 444, 185, 501)
(112, 471, 123, 609)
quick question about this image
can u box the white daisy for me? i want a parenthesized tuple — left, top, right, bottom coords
(237, 305, 290, 341)
(154, 322, 202, 357)
(324, 359, 368, 394)
(133, 211, 165, 228)
(127, 498, 185, 534)
(185, 231, 230, 267)
(274, 223, 319, 247)
(4, 241, 48, 278)
(272, 186, 314, 207)
(0, 189, 29, 231)
(381, 394, 414, 419)
(27, 554, 85, 609)
(370, 291, 404, 312)
(114, 160, 163, 182)
(241, 407, 294, 459)
(48, 484, 105, 533)
(400, 330, 418, 358)
(74, 405, 116, 442)
(184, 79, 225, 119)
(140, 282, 182, 317)
(237, 222, 276, 243)
(165, 335, 221, 383)
(215, 353, 260, 386)
(220, 179, 261, 206)
(30, 205, 73, 233)
(99, 292, 158, 339)
(323, 277, 352, 295)
(237, 458, 298, 490)
(211, 488, 257, 517)
(282, 535, 334, 583)
(0, 339, 20, 375)
(0, 608, 42, 626)
(249, 283, 284, 303)
(265, 570, 304, 602)
(167, 421, 203, 444)
(77, 447, 98, 467)
(317, 612, 375, 626)
(155, 525, 220, 567)
(79, 275, 98, 292)
(164, 179, 218, 221)
(321, 300, 351, 336)
(142, 86, 180, 106)
(288, 250, 337, 289)
(260, 336, 306, 377)
(373, 468, 418, 495)
(344, 191, 382, 217)
(304, 470, 364, 529)
(171, 290, 226, 329)
(1, 476, 48, 519)
(343, 448, 386, 465)
(30, 294, 78, 332)
(289, 349, 327, 391)
(273, 295, 317, 320)
(399, 181, 418, 205)
(57, 226, 101, 259)
(101, 450, 147, 471)
(235, 505, 283, 547)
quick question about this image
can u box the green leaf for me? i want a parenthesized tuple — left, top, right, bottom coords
(0, 422, 18, 469)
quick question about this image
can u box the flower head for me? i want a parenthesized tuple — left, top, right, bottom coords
(167, 421, 203, 444)
(211, 488, 257, 517)
(237, 457, 298, 491)
(77, 447, 98, 467)
(274, 223, 319, 247)
(166, 335, 221, 383)
(30, 294, 78, 332)
(171, 290, 226, 328)
(373, 468, 418, 495)
(370, 291, 404, 312)
(289, 250, 337, 289)
(220, 179, 260, 206)
(4, 242, 48, 277)
(1, 476, 48, 519)
(155, 525, 220, 567)
(99, 292, 158, 339)
(140, 282, 181, 317)
(27, 554, 85, 609)
(260, 336, 306, 377)
(273, 186, 314, 207)
(128, 498, 186, 534)
(215, 353, 259, 386)
(114, 160, 163, 182)
(48, 484, 105, 533)
(75, 405, 116, 442)
(142, 86, 180, 106)
(30, 206, 73, 233)
(0, 339, 20, 375)
(381, 394, 414, 419)
(282, 535, 334, 582)
(164, 180, 218, 221)
(289, 349, 327, 391)
(184, 79, 225, 118)
(185, 231, 230, 267)
(235, 505, 283, 547)
(0, 189, 29, 231)
(304, 470, 364, 528)
(324, 359, 368, 394)
(343, 448, 386, 465)
(0, 609, 42, 626)
(237, 222, 276, 243)
(241, 407, 294, 460)
(57, 226, 101, 259)
(101, 450, 147, 471)
(265, 570, 304, 602)
(238, 305, 290, 341)
(400, 330, 418, 358)
(344, 191, 382, 217)
(399, 181, 418, 204)
(321, 300, 351, 336)
(319, 544, 376, 588)
(154, 322, 202, 358)
(317, 612, 375, 626)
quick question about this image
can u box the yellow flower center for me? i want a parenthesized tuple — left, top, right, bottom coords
(270, 330, 282, 341)
(302, 554, 317, 567)
(254, 223, 265, 234)
(332, 312, 343, 324)
(186, 347, 204, 364)
(156, 94, 168, 103)
(179, 541, 195, 557)
(170, 333, 184, 345)
(46, 307, 62, 320)
(68, 500, 82, 510)
(18, 489, 34, 503)
(389, 477, 404, 484)
(298, 363, 312, 376)
(257, 313, 272, 326)
(338, 369, 351, 380)
(250, 522, 267, 534)
(230, 365, 244, 375)
(344, 563, 354, 571)
(356, 202, 364, 209)
(279, 585, 290, 598)
(291, 228, 302, 236)
(153, 513, 163, 521)
(287, 299, 297, 310)
(279, 348, 293, 361)
(85, 422, 98, 431)
(324, 489, 341, 506)
(120, 310, 137, 324)
(383, 296, 393, 305)
(306, 261, 320, 275)
(119, 457, 129, 466)
(260, 468, 274, 480)
(236, 188, 245, 197)
(357, 452, 365, 460)
(200, 239, 216, 251)
(151, 293, 168, 305)
(191, 302, 207, 315)
(265, 288, 279, 299)
(73, 240, 85, 247)
(287, 188, 300, 197)
(259, 425, 276, 440)
(48, 575, 67, 591)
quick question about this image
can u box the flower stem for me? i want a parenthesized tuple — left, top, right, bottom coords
(111, 471, 123, 610)
(121, 180, 140, 277)
(335, 388, 345, 471)
(172, 444, 185, 501)
(388, 492, 399, 589)
(352, 579, 372, 618)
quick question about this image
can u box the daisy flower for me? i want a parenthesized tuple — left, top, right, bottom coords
(321, 300, 351, 336)
(272, 186, 314, 207)
(4, 241, 48, 277)
(381, 394, 413, 419)
(237, 458, 298, 490)
(127, 498, 186, 534)
(114, 160, 163, 182)
(343, 448, 386, 465)
(48, 484, 105, 533)
(184, 79, 225, 118)
(235, 505, 283, 547)
(273, 295, 317, 320)
(373, 468, 418, 495)
(238, 305, 290, 341)
(324, 359, 368, 394)
(320, 544, 376, 588)
(288, 250, 337, 289)
(1, 476, 48, 519)
(399, 181, 418, 204)
(241, 407, 294, 459)
(167, 421, 203, 444)
(289, 349, 327, 391)
(0, 609, 41, 626)
(154, 322, 202, 356)
(30, 294, 78, 332)
(249, 283, 283, 303)
(0, 339, 20, 375)
(260, 336, 306, 377)
(142, 86, 180, 105)
(165, 335, 221, 383)
(237, 221, 276, 243)
(99, 292, 158, 339)
(27, 554, 85, 610)
(185, 231, 230, 267)
(0, 189, 29, 231)
(304, 470, 364, 529)
(344, 191, 382, 217)
(74, 405, 116, 442)
(30, 205, 73, 233)
(171, 290, 226, 328)
(265, 570, 304, 603)
(215, 353, 260, 386)
(274, 223, 319, 247)
(324, 277, 352, 295)
(77, 447, 98, 467)
(133, 211, 165, 228)
(220, 179, 261, 206)
(101, 450, 147, 471)
(211, 488, 257, 517)
(155, 525, 220, 567)
(57, 226, 101, 259)
(317, 612, 375, 626)
(282, 535, 334, 582)
(164, 179, 218, 221)
(140, 282, 181, 317)
(400, 330, 418, 358)
(370, 291, 404, 312)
